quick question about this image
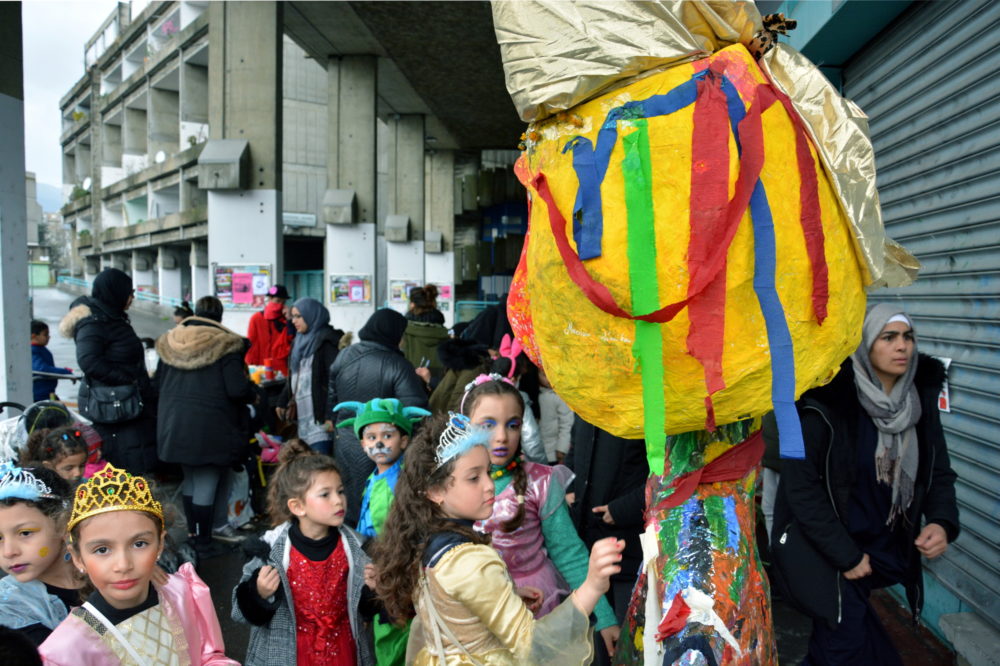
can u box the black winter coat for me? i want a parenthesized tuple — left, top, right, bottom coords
(773, 353, 960, 621)
(155, 317, 256, 467)
(278, 325, 343, 423)
(326, 341, 429, 420)
(565, 416, 649, 583)
(60, 298, 157, 473)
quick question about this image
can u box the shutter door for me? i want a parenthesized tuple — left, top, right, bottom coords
(842, 0, 1000, 627)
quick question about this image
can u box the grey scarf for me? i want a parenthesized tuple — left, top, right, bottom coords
(850, 303, 921, 525)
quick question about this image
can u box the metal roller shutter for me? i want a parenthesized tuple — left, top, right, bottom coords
(842, 0, 1000, 628)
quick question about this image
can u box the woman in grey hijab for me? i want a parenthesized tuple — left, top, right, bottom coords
(771, 303, 959, 665)
(277, 297, 345, 455)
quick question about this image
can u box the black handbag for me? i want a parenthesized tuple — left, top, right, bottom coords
(78, 379, 143, 424)
(771, 519, 842, 629)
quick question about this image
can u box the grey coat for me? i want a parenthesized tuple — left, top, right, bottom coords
(231, 522, 375, 665)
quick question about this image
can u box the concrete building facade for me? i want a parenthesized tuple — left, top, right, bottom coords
(61, 1, 527, 335)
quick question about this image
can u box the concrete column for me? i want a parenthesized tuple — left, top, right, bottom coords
(207, 1, 283, 335)
(385, 114, 426, 314)
(158, 246, 182, 305)
(191, 241, 209, 301)
(0, 3, 31, 405)
(424, 149, 456, 327)
(325, 55, 377, 335)
(386, 114, 425, 238)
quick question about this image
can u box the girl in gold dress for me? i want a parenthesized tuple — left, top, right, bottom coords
(373, 413, 624, 665)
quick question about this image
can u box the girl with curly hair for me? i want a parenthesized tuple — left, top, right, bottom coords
(372, 412, 623, 664)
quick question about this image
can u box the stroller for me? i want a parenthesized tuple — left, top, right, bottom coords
(0, 399, 80, 461)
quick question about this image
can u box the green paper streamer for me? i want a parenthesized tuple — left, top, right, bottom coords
(622, 120, 667, 475)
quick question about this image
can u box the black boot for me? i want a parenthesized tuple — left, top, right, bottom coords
(191, 504, 229, 559)
(182, 495, 195, 537)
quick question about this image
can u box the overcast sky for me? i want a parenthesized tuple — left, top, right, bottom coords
(22, 0, 149, 187)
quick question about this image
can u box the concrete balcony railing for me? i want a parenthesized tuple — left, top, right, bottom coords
(60, 193, 92, 217)
(98, 206, 208, 251)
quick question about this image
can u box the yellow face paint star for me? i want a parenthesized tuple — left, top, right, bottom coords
(39, 546, 49, 558)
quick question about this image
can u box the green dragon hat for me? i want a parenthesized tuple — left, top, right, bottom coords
(334, 398, 431, 438)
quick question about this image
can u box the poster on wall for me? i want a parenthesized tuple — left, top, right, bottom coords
(213, 264, 272, 309)
(389, 279, 421, 303)
(431, 283, 454, 312)
(330, 274, 372, 304)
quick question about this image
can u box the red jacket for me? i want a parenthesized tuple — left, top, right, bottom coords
(245, 304, 292, 375)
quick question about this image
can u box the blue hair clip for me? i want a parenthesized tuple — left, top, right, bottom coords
(434, 413, 490, 469)
(0, 460, 55, 502)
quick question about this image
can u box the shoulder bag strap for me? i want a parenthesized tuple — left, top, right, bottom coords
(81, 601, 151, 666)
(419, 575, 486, 666)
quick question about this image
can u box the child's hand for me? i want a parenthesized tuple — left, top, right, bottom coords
(599, 625, 621, 658)
(515, 585, 544, 614)
(256, 565, 281, 598)
(571, 538, 624, 617)
(364, 563, 378, 590)
(592, 504, 615, 525)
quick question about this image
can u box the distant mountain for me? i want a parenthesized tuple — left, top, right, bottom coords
(36, 182, 64, 213)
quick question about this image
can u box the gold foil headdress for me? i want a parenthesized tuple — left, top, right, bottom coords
(67, 463, 163, 532)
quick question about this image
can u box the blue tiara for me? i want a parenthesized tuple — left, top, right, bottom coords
(0, 460, 55, 502)
(435, 413, 490, 469)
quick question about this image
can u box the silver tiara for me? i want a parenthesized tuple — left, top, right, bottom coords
(435, 413, 490, 469)
(0, 460, 56, 502)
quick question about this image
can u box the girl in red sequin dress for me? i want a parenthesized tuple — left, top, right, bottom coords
(233, 440, 375, 665)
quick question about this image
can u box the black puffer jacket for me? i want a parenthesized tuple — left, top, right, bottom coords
(155, 317, 256, 467)
(326, 341, 429, 420)
(773, 353, 960, 621)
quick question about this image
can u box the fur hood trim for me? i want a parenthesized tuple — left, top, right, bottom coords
(803, 353, 946, 413)
(59, 303, 93, 338)
(438, 337, 489, 371)
(156, 317, 247, 370)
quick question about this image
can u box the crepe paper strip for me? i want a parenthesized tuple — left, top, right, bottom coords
(566, 137, 605, 261)
(762, 73, 829, 325)
(686, 71, 732, 431)
(621, 119, 669, 477)
(647, 429, 764, 516)
(564, 74, 703, 262)
(656, 592, 692, 642)
(747, 165, 806, 460)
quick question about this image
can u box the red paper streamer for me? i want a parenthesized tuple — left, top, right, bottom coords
(686, 71, 731, 430)
(647, 429, 764, 517)
(656, 592, 692, 641)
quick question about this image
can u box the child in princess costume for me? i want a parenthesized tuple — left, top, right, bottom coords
(232, 439, 375, 665)
(462, 371, 620, 659)
(372, 412, 625, 664)
(334, 397, 430, 665)
(39, 463, 236, 665)
(0, 462, 82, 645)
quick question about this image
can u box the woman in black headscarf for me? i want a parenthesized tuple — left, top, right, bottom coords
(58, 268, 157, 473)
(772, 304, 959, 664)
(277, 297, 344, 455)
(326, 308, 428, 525)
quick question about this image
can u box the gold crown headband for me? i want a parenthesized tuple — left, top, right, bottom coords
(67, 463, 163, 533)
